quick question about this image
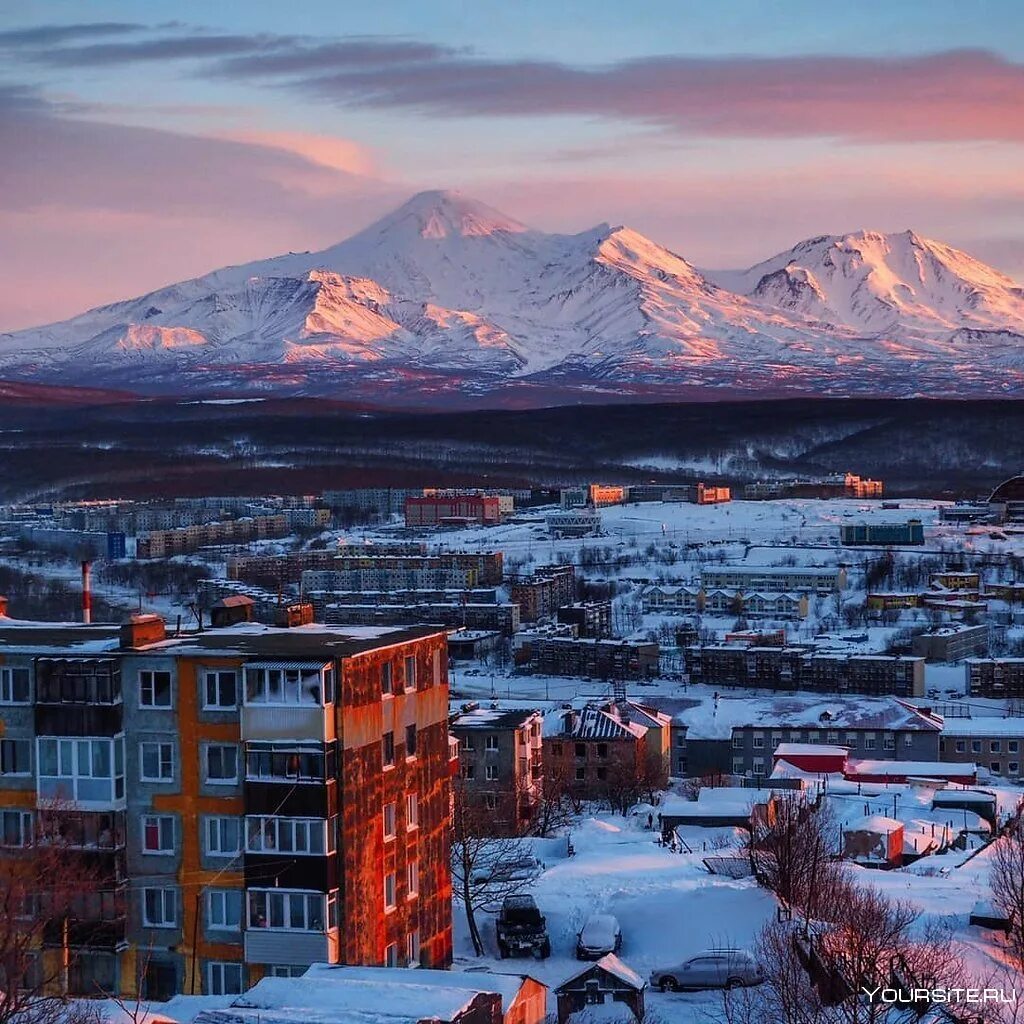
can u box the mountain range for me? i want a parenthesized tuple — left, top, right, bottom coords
(3, 190, 1023, 407)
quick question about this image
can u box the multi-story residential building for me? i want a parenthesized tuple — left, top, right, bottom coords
(640, 585, 703, 614)
(966, 658, 1024, 698)
(684, 645, 925, 697)
(404, 495, 501, 528)
(743, 473, 882, 501)
(727, 701, 942, 778)
(0, 616, 452, 999)
(510, 566, 576, 622)
(699, 565, 846, 594)
(866, 592, 921, 611)
(331, 552, 503, 587)
(555, 601, 612, 639)
(938, 718, 1024, 779)
(911, 625, 990, 662)
(323, 488, 422, 517)
(448, 708, 544, 835)
(543, 701, 670, 799)
(930, 571, 981, 592)
(320, 601, 521, 637)
(303, 567, 480, 591)
(528, 638, 660, 681)
(840, 520, 925, 546)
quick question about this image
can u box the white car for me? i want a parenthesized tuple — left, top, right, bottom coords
(649, 949, 763, 991)
(576, 914, 622, 960)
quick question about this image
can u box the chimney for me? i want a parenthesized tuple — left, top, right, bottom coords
(120, 614, 167, 650)
(81, 560, 92, 625)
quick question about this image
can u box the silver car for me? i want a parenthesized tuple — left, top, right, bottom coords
(649, 949, 764, 991)
(575, 914, 622, 960)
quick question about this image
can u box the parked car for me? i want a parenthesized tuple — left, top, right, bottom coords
(576, 914, 622, 960)
(470, 853, 544, 886)
(496, 895, 551, 959)
(649, 950, 763, 991)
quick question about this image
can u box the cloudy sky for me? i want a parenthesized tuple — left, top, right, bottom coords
(2, 0, 1023, 331)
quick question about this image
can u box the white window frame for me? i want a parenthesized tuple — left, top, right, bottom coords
(404, 655, 417, 690)
(247, 889, 336, 932)
(0, 809, 33, 847)
(384, 872, 397, 912)
(485, 764, 498, 781)
(385, 943, 398, 968)
(38, 736, 124, 804)
(207, 961, 243, 996)
(406, 793, 419, 830)
(203, 671, 238, 711)
(207, 889, 242, 931)
(406, 859, 419, 899)
(245, 816, 331, 856)
(485, 735, 499, 751)
(139, 670, 172, 709)
(0, 739, 32, 777)
(383, 802, 396, 840)
(204, 744, 239, 785)
(205, 816, 241, 857)
(244, 666, 326, 707)
(140, 740, 175, 782)
(142, 887, 177, 928)
(0, 667, 30, 705)
(407, 929, 421, 966)
(141, 814, 175, 855)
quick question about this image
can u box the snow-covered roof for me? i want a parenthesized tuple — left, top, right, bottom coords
(559, 953, 644, 992)
(939, 717, 1024, 737)
(773, 742, 848, 757)
(848, 760, 976, 778)
(845, 815, 903, 833)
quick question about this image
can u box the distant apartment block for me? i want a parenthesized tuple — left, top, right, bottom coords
(404, 495, 501, 527)
(700, 564, 846, 594)
(510, 565, 576, 622)
(840, 520, 925, 546)
(321, 601, 521, 636)
(939, 718, 1024, 779)
(527, 637, 660, 680)
(966, 658, 1024, 698)
(684, 644, 925, 697)
(911, 625, 989, 662)
(555, 601, 612, 639)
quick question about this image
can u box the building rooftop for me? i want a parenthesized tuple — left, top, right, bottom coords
(450, 707, 541, 731)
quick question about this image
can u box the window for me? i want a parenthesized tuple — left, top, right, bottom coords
(245, 742, 333, 783)
(404, 655, 417, 690)
(904, 734, 913, 747)
(485, 794, 497, 810)
(142, 888, 177, 928)
(883, 734, 895, 750)
(39, 737, 124, 803)
(752, 758, 765, 776)
(384, 873, 397, 911)
(139, 671, 172, 709)
(574, 743, 586, 758)
(807, 730, 819, 740)
(405, 724, 417, 759)
(207, 962, 243, 996)
(955, 740, 966, 753)
(381, 663, 393, 696)
(407, 929, 421, 966)
(732, 734, 743, 749)
(991, 762, 1001, 773)
(406, 793, 419, 830)
(788, 730, 801, 741)
(248, 889, 335, 931)
(0, 739, 31, 776)
(596, 743, 608, 759)
(244, 666, 326, 706)
(596, 767, 607, 782)
(461, 735, 474, 751)
(462, 764, 476, 780)
(385, 943, 398, 968)
(732, 757, 745, 773)
(992, 740, 1002, 753)
(551, 742, 562, 757)
(246, 816, 331, 855)
(752, 733, 764, 749)
(1010, 741, 1020, 754)
(407, 859, 419, 898)
(485, 735, 499, 751)
(575, 766, 585, 781)
(846, 733, 858, 746)
(432, 647, 441, 686)
(204, 671, 237, 710)
(205, 816, 241, 856)
(207, 890, 242, 931)
(205, 745, 239, 785)
(142, 815, 174, 854)
(1009, 762, 1020, 775)
(485, 765, 498, 781)
(864, 734, 876, 750)
(383, 731, 395, 768)
(0, 667, 30, 704)
(972, 740, 982, 754)
(0, 810, 32, 847)
(140, 741, 174, 782)
(267, 966, 307, 978)
(383, 802, 397, 840)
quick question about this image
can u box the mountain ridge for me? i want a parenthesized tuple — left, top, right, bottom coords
(2, 190, 1023, 405)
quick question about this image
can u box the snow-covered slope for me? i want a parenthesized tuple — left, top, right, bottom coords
(708, 230, 1024, 337)
(2, 193, 1023, 403)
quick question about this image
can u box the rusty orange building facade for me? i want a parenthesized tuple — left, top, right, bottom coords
(0, 616, 452, 999)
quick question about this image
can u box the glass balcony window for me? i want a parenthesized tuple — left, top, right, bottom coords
(244, 666, 333, 706)
(247, 889, 338, 932)
(37, 737, 125, 805)
(245, 815, 333, 855)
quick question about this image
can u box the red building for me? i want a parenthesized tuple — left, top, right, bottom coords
(405, 496, 502, 528)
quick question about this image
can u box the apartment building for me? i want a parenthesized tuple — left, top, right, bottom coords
(699, 565, 846, 594)
(543, 701, 670, 800)
(404, 496, 501, 528)
(911, 625, 990, 662)
(448, 708, 544, 835)
(0, 616, 452, 999)
(684, 644, 925, 697)
(320, 601, 521, 637)
(939, 718, 1024, 779)
(555, 601, 612, 639)
(528, 638, 660, 681)
(303, 567, 480, 592)
(728, 701, 942, 777)
(966, 658, 1024, 698)
(840, 520, 925, 546)
(640, 585, 703, 615)
(509, 565, 576, 622)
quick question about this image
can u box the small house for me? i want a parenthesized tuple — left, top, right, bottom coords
(555, 954, 646, 1024)
(842, 815, 904, 868)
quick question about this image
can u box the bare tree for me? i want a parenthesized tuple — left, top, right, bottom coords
(530, 762, 576, 838)
(0, 806, 107, 1024)
(991, 819, 1024, 967)
(450, 779, 541, 956)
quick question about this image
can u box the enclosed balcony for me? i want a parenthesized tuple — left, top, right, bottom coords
(41, 887, 128, 951)
(243, 888, 339, 967)
(241, 663, 336, 742)
(35, 659, 123, 736)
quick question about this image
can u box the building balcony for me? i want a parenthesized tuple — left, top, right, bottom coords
(241, 705, 335, 742)
(244, 928, 339, 967)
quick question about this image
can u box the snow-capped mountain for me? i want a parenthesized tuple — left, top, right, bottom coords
(2, 191, 1023, 405)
